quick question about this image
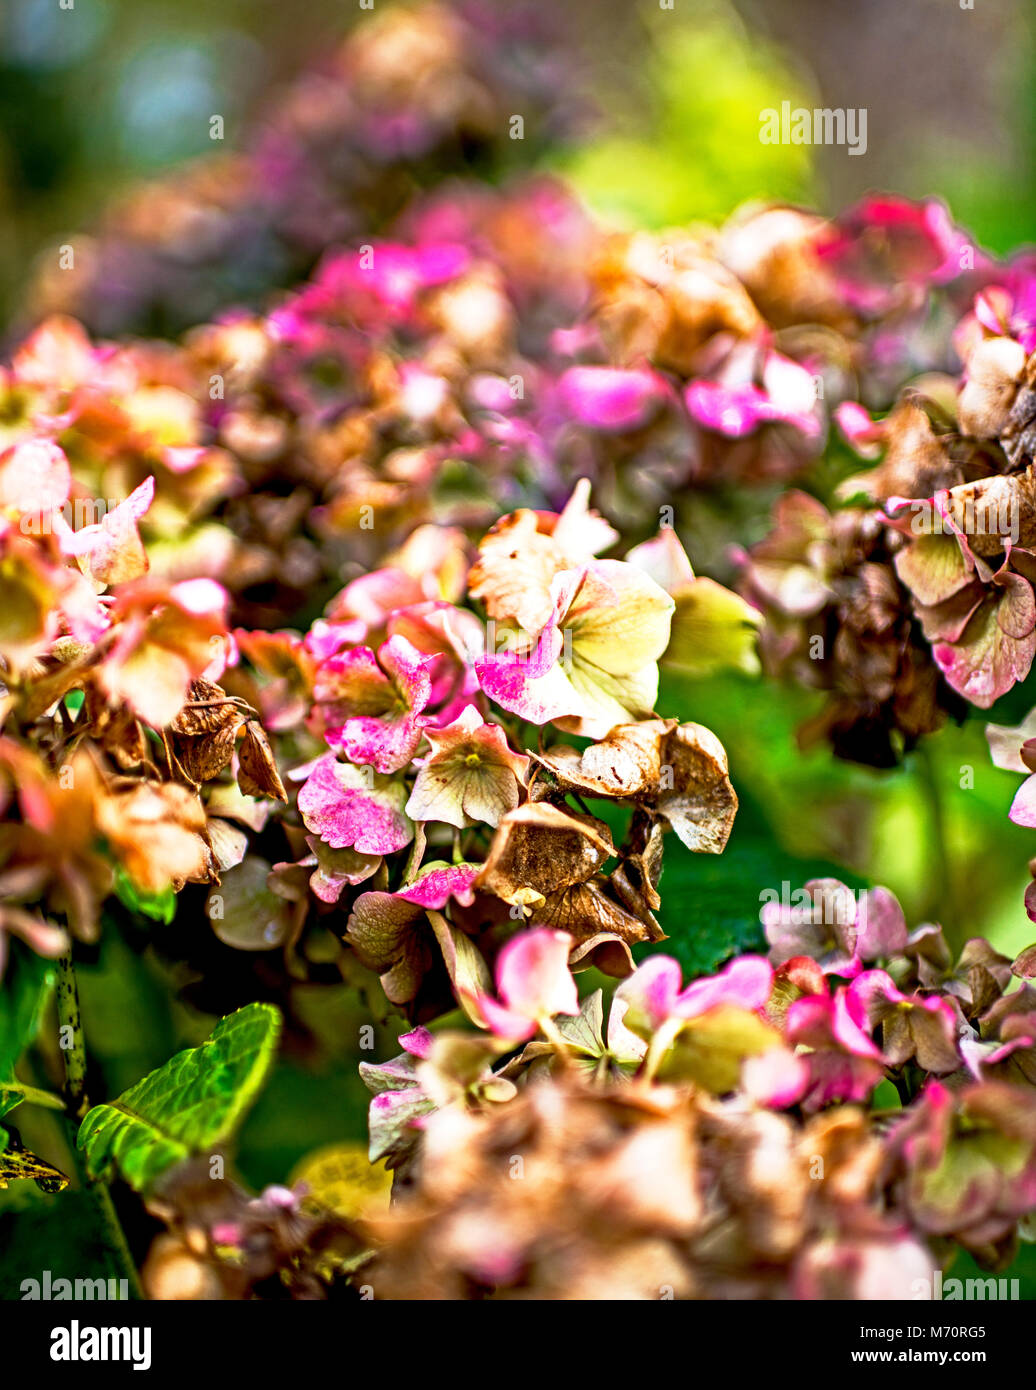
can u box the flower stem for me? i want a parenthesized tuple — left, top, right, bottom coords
(55, 947, 87, 1122)
(14, 1083, 66, 1112)
(538, 1014, 574, 1070)
(402, 822, 427, 884)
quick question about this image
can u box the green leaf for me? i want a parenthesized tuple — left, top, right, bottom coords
(113, 865, 177, 924)
(871, 1078, 903, 1111)
(77, 1002, 282, 1191)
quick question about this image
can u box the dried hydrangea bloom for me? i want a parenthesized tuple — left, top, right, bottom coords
(405, 704, 528, 829)
(142, 1160, 364, 1300)
(883, 1080, 1036, 1263)
(312, 634, 434, 774)
(364, 1074, 936, 1300)
(474, 560, 675, 737)
(741, 493, 956, 765)
(297, 754, 414, 856)
(345, 862, 479, 1008)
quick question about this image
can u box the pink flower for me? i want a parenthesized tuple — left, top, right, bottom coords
(556, 365, 669, 432)
(820, 195, 979, 314)
(785, 985, 886, 1111)
(849, 969, 961, 1073)
(297, 753, 414, 855)
(56, 476, 155, 586)
(475, 928, 579, 1041)
(685, 349, 821, 441)
(614, 953, 773, 1035)
(0, 438, 71, 517)
(314, 634, 434, 774)
(475, 560, 674, 738)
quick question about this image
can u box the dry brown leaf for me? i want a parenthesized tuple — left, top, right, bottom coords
(237, 720, 288, 802)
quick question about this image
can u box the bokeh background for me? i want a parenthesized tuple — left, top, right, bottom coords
(1, 0, 1035, 1293)
(2, 0, 1033, 325)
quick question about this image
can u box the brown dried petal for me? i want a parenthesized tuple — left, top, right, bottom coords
(942, 468, 1036, 558)
(474, 802, 614, 905)
(173, 722, 240, 785)
(538, 875, 663, 947)
(1000, 351, 1036, 469)
(657, 723, 738, 854)
(534, 720, 672, 799)
(958, 336, 1025, 439)
(237, 720, 288, 802)
(467, 510, 566, 632)
(1012, 944, 1036, 981)
(98, 780, 217, 892)
(170, 679, 241, 735)
(854, 397, 964, 502)
(610, 812, 665, 922)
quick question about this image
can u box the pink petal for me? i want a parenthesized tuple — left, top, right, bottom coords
(675, 955, 773, 1019)
(496, 928, 578, 1020)
(557, 365, 668, 432)
(397, 864, 478, 910)
(1010, 774, 1036, 828)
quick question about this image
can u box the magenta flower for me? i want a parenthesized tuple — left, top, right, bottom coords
(686, 349, 821, 441)
(556, 365, 670, 432)
(314, 634, 434, 773)
(474, 928, 579, 1042)
(613, 953, 773, 1035)
(820, 194, 979, 314)
(297, 752, 414, 855)
(854, 887, 909, 962)
(299, 241, 470, 327)
(848, 970, 960, 1073)
(785, 985, 886, 1111)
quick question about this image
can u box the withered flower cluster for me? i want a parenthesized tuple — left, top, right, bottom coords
(743, 207, 1036, 765)
(4, 0, 1036, 1305)
(0, 428, 286, 968)
(364, 884, 1036, 1299)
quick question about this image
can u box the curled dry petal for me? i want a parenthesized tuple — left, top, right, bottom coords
(474, 801, 614, 907)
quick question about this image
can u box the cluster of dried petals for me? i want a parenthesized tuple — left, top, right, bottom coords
(281, 481, 744, 1018)
(742, 222, 1036, 762)
(141, 1160, 363, 1300)
(740, 491, 959, 765)
(358, 873, 1036, 1296)
(364, 1073, 936, 1301)
(0, 415, 287, 970)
